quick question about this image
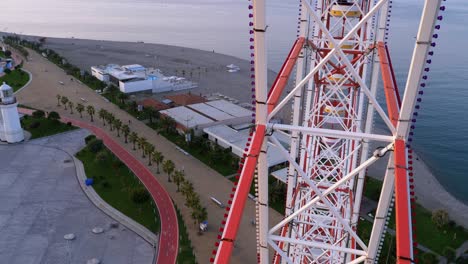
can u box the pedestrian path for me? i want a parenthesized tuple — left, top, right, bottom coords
(19, 108, 179, 264)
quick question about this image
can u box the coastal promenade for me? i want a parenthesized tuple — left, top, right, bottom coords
(16, 46, 284, 263)
(20, 108, 177, 264)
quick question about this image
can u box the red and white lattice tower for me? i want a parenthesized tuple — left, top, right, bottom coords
(214, 0, 443, 263)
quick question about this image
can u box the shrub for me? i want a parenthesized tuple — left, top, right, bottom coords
(131, 188, 150, 204)
(95, 151, 109, 163)
(47, 111, 60, 121)
(448, 220, 456, 228)
(100, 181, 111, 189)
(32, 110, 45, 118)
(28, 121, 41, 129)
(84, 135, 96, 144)
(421, 252, 438, 264)
(87, 139, 104, 153)
(4, 68, 11, 74)
(4, 50, 12, 57)
(66, 122, 72, 126)
(432, 209, 449, 229)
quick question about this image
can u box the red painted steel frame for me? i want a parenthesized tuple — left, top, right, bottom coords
(216, 125, 266, 263)
(267, 37, 305, 113)
(379, 43, 413, 263)
(378, 42, 399, 127)
(394, 139, 413, 264)
(216, 38, 304, 262)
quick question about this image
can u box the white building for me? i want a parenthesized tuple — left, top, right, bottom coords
(203, 124, 289, 168)
(0, 82, 24, 143)
(160, 99, 253, 135)
(91, 64, 197, 94)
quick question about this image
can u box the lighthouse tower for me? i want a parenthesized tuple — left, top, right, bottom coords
(0, 82, 24, 143)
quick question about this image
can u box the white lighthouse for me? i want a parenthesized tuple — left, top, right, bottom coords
(0, 82, 24, 143)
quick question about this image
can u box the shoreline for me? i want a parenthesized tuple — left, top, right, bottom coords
(7, 33, 467, 227)
(368, 129, 468, 228)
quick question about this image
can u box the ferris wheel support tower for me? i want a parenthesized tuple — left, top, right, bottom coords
(214, 0, 442, 263)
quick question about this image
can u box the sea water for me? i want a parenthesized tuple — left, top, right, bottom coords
(1, 0, 467, 203)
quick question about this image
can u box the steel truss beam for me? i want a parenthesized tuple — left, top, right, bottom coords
(215, 0, 443, 263)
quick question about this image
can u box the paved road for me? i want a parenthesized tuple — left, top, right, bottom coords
(19, 108, 178, 264)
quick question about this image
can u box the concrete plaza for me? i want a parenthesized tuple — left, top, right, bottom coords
(0, 130, 154, 264)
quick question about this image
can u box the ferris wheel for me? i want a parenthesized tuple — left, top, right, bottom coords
(213, 0, 444, 263)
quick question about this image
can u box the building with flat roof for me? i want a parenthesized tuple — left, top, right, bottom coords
(203, 124, 288, 168)
(160, 99, 253, 135)
(91, 64, 197, 94)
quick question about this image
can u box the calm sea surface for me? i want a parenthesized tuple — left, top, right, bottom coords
(1, 0, 467, 202)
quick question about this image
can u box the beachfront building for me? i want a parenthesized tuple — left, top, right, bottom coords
(203, 124, 289, 169)
(0, 82, 24, 143)
(160, 99, 253, 135)
(91, 64, 197, 94)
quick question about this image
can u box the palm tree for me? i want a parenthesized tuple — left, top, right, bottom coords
(138, 137, 147, 157)
(106, 113, 115, 131)
(162, 160, 175, 182)
(185, 192, 200, 209)
(113, 118, 122, 137)
(56, 94, 61, 106)
(172, 170, 185, 192)
(117, 92, 129, 105)
(191, 205, 208, 227)
(144, 106, 157, 124)
(145, 143, 155, 166)
(98, 109, 108, 126)
(129, 132, 138, 150)
(76, 103, 85, 118)
(180, 180, 194, 198)
(152, 151, 164, 174)
(121, 124, 130, 143)
(161, 117, 176, 133)
(68, 101, 74, 114)
(61, 96, 69, 110)
(86, 105, 95, 122)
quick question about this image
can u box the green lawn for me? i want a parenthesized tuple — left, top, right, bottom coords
(175, 205, 197, 264)
(414, 204, 468, 254)
(364, 176, 468, 254)
(160, 131, 237, 176)
(76, 145, 160, 233)
(0, 69, 30, 92)
(21, 116, 77, 139)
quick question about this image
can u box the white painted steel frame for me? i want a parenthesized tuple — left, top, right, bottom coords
(253, 0, 270, 262)
(252, 0, 443, 263)
(265, 0, 393, 263)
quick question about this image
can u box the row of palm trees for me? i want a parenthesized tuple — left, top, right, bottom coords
(55, 94, 207, 228)
(56, 94, 95, 121)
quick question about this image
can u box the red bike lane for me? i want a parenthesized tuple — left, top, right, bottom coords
(19, 108, 178, 264)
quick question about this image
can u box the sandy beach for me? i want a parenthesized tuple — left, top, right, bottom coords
(368, 127, 468, 228)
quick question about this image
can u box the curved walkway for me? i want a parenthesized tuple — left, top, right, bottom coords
(0, 129, 154, 264)
(74, 156, 159, 246)
(19, 108, 178, 264)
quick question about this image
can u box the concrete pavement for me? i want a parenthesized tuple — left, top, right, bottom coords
(0, 129, 154, 264)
